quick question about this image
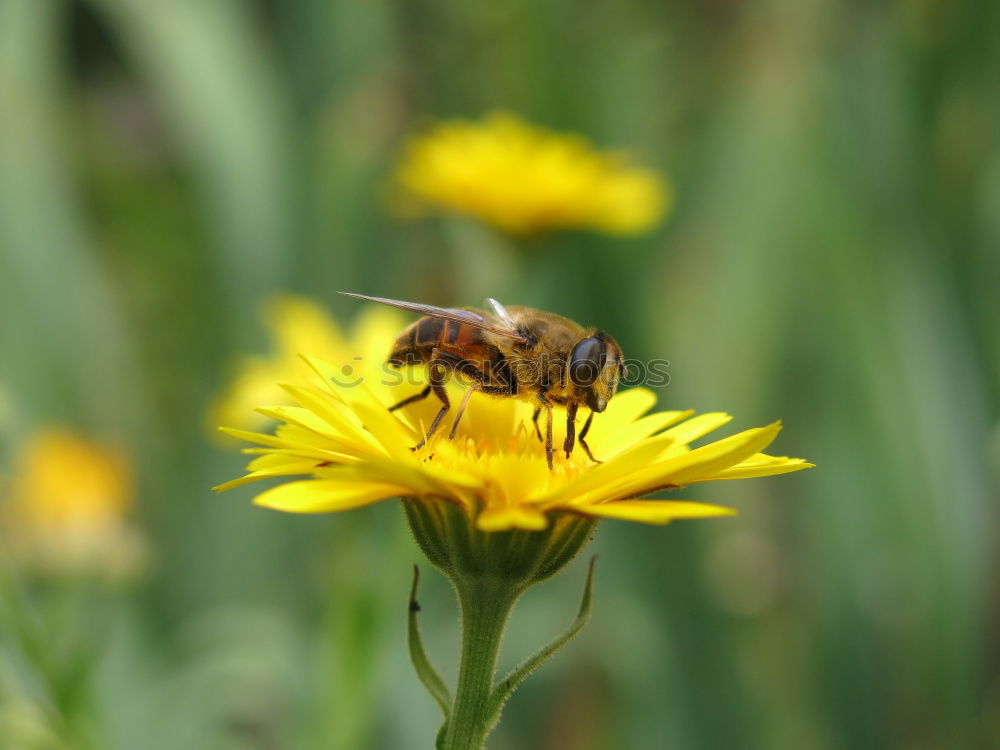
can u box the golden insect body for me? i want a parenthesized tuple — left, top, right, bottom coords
(339, 292, 626, 469)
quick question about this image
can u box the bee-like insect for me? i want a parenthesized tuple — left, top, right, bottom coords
(340, 292, 626, 469)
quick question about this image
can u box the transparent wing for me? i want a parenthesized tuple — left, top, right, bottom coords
(339, 292, 528, 341)
(486, 298, 517, 330)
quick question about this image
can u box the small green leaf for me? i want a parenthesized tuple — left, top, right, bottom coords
(407, 565, 452, 719)
(485, 557, 597, 728)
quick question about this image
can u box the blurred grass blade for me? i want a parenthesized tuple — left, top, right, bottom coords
(0, 0, 144, 431)
(89, 0, 295, 330)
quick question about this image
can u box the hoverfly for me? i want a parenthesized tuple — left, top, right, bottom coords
(340, 292, 626, 469)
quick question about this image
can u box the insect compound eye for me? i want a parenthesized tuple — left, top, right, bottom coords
(568, 337, 607, 388)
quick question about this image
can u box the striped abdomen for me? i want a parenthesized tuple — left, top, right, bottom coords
(388, 316, 489, 367)
(387, 316, 516, 394)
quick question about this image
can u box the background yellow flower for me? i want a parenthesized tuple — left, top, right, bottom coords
(393, 112, 670, 236)
(1, 428, 144, 579)
(210, 295, 406, 432)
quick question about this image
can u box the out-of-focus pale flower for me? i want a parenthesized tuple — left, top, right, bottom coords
(210, 295, 406, 433)
(1, 428, 144, 579)
(392, 111, 670, 236)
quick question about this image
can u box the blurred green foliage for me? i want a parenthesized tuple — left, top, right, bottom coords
(1, 0, 998, 748)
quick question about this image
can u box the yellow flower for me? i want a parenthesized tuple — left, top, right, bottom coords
(215, 358, 812, 532)
(210, 295, 406, 432)
(392, 111, 670, 236)
(1, 428, 144, 578)
(214, 328, 812, 747)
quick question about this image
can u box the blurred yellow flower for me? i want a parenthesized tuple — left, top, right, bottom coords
(215, 355, 812, 532)
(1, 428, 144, 578)
(210, 295, 406, 433)
(392, 111, 670, 236)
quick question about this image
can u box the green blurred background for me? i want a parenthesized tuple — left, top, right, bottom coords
(1, 0, 998, 748)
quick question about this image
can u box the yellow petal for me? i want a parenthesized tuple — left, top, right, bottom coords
(689, 454, 814, 482)
(218, 426, 302, 451)
(212, 460, 320, 492)
(278, 385, 375, 446)
(241, 448, 355, 465)
(660, 412, 733, 450)
(572, 500, 735, 524)
(538, 431, 678, 510)
(253, 479, 403, 513)
(661, 422, 784, 484)
(256, 404, 379, 457)
(571, 422, 783, 506)
(477, 504, 549, 531)
(592, 409, 693, 457)
(351, 395, 421, 461)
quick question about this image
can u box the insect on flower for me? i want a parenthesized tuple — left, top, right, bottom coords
(340, 292, 626, 469)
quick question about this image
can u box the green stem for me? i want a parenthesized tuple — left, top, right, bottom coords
(443, 577, 522, 750)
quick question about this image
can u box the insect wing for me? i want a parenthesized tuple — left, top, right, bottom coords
(485, 298, 518, 330)
(338, 292, 528, 341)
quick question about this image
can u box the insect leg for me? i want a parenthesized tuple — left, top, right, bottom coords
(412, 360, 450, 451)
(427, 349, 504, 441)
(478, 384, 516, 396)
(537, 391, 554, 469)
(430, 349, 489, 384)
(531, 407, 543, 442)
(578, 411, 602, 464)
(418, 348, 517, 445)
(388, 384, 431, 412)
(563, 403, 578, 458)
(448, 387, 476, 439)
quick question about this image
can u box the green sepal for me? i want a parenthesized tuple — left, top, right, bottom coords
(484, 557, 597, 729)
(407, 565, 452, 718)
(435, 722, 449, 750)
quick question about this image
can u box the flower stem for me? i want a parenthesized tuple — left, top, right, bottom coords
(443, 576, 522, 750)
